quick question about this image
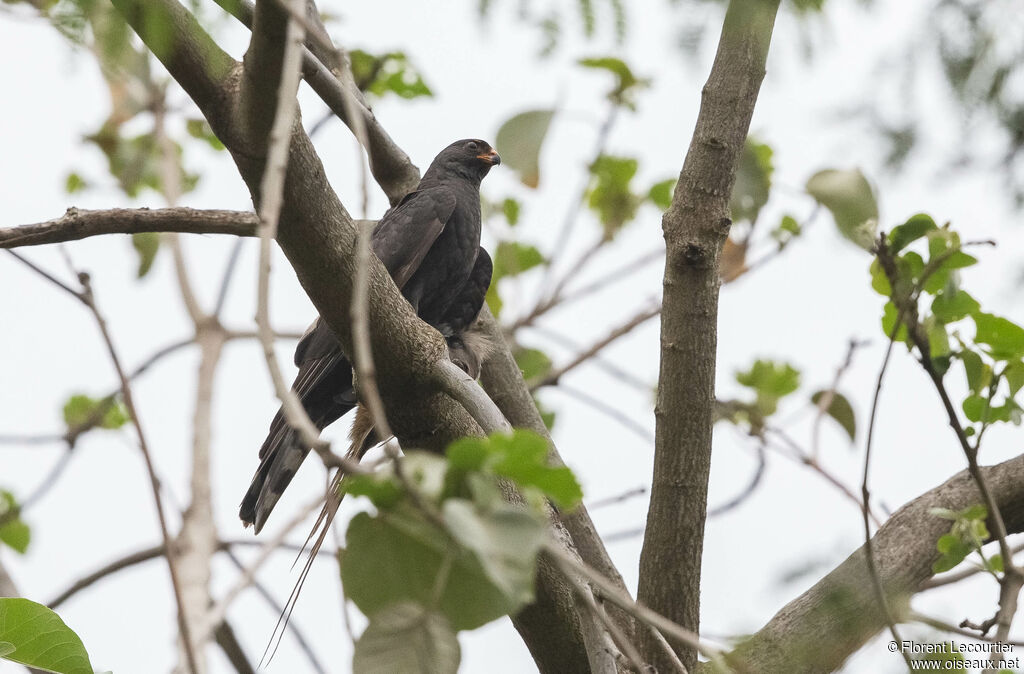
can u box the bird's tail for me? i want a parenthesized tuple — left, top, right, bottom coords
(239, 409, 318, 534)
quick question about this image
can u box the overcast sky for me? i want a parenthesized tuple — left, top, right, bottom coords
(1, 0, 1022, 672)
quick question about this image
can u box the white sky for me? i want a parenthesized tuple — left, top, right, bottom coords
(1, 0, 1022, 672)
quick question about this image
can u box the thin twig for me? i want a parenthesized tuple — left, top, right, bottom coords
(549, 384, 654, 442)
(543, 540, 725, 670)
(875, 236, 1022, 647)
(536, 103, 619, 303)
(524, 325, 654, 393)
(223, 549, 328, 674)
(811, 338, 865, 460)
(214, 238, 247, 318)
(199, 496, 324, 643)
(860, 309, 911, 669)
(530, 303, 661, 389)
(77, 270, 199, 674)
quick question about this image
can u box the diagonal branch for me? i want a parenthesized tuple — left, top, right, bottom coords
(721, 452, 1024, 673)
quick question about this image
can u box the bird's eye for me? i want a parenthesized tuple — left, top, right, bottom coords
(467, 141, 479, 152)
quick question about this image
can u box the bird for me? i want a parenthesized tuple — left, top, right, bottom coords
(240, 139, 500, 534)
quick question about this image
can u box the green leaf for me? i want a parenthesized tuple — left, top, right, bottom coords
(805, 168, 878, 250)
(647, 178, 675, 211)
(1004, 361, 1024, 396)
(64, 172, 88, 194)
(344, 473, 404, 510)
(352, 603, 459, 674)
(515, 348, 551, 381)
(771, 214, 801, 246)
(933, 533, 973, 573)
(931, 289, 980, 323)
(492, 241, 545, 281)
(888, 213, 936, 252)
(61, 394, 129, 431)
(730, 138, 773, 224)
(132, 231, 160, 278)
(578, 56, 649, 107)
(442, 499, 546, 604)
(185, 118, 225, 151)
(869, 259, 891, 296)
(974, 313, 1024, 360)
(342, 510, 516, 630)
(735, 360, 801, 416)
(446, 431, 582, 510)
(988, 554, 1004, 574)
(0, 492, 29, 555)
(960, 349, 989, 394)
(809, 391, 856, 442)
(0, 598, 93, 674)
(881, 301, 908, 342)
(495, 110, 555, 188)
(587, 155, 641, 238)
(501, 198, 521, 226)
(962, 394, 987, 422)
(349, 50, 433, 100)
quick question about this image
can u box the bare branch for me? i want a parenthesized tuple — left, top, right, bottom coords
(639, 1, 781, 668)
(0, 208, 259, 249)
(722, 452, 1024, 673)
(530, 303, 661, 389)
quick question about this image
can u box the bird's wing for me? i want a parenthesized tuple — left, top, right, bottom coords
(436, 247, 492, 337)
(371, 187, 456, 289)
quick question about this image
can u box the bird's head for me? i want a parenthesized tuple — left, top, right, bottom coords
(425, 139, 501, 183)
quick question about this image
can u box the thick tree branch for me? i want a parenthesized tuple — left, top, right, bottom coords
(214, 0, 420, 203)
(638, 0, 780, 670)
(720, 453, 1024, 673)
(0, 208, 258, 249)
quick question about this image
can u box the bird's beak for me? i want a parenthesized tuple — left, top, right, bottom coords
(478, 150, 501, 166)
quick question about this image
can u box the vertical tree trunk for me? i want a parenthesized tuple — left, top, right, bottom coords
(637, 1, 781, 670)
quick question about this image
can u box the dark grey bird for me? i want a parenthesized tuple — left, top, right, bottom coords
(240, 139, 500, 534)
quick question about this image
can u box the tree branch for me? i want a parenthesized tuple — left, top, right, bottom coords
(721, 453, 1024, 673)
(0, 208, 258, 249)
(638, 0, 781, 669)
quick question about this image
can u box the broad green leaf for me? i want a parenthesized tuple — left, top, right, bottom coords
(881, 301, 909, 342)
(805, 168, 878, 250)
(132, 232, 160, 278)
(344, 473, 404, 510)
(495, 110, 555, 188)
(515, 348, 551, 381)
(888, 213, 936, 252)
(988, 554, 1004, 574)
(85, 127, 198, 198)
(349, 50, 433, 100)
(352, 603, 459, 674)
(578, 56, 649, 107)
(931, 289, 979, 323)
(730, 138, 773, 224)
(62, 394, 128, 431)
(960, 349, 989, 394)
(735, 360, 801, 416)
(442, 499, 545, 603)
(485, 431, 582, 508)
(342, 510, 516, 630)
(587, 155, 641, 238)
(0, 492, 29, 554)
(933, 533, 972, 573)
(492, 241, 545, 282)
(962, 394, 987, 422)
(809, 391, 856, 442)
(974, 313, 1024, 360)
(1004, 361, 1024, 396)
(869, 259, 890, 296)
(0, 598, 93, 674)
(647, 178, 676, 211)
